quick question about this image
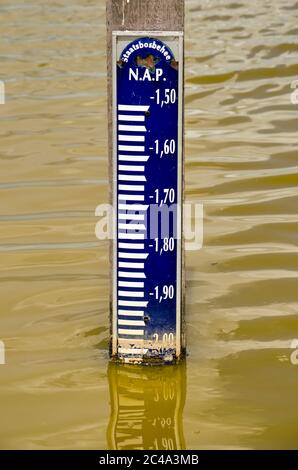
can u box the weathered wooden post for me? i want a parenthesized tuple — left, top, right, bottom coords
(107, 0, 185, 364)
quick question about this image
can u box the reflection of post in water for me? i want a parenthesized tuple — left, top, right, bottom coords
(107, 363, 186, 450)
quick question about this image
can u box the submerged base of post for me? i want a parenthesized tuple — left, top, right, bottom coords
(110, 348, 186, 366)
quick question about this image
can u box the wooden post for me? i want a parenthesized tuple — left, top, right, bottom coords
(107, 0, 185, 364)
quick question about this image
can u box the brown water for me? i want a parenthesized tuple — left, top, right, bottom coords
(0, 0, 297, 450)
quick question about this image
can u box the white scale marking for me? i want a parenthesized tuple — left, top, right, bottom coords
(118, 135, 145, 142)
(118, 184, 145, 191)
(118, 329, 144, 336)
(118, 319, 145, 326)
(118, 290, 144, 298)
(118, 338, 146, 344)
(118, 242, 145, 249)
(118, 204, 148, 211)
(118, 145, 145, 152)
(118, 261, 144, 269)
(118, 300, 148, 307)
(118, 114, 145, 122)
(118, 271, 146, 278)
(118, 213, 145, 221)
(118, 155, 149, 162)
(118, 104, 149, 112)
(118, 309, 144, 316)
(118, 233, 145, 240)
(118, 165, 145, 172)
(118, 252, 148, 259)
(118, 223, 146, 230)
(118, 174, 146, 182)
(118, 195, 145, 201)
(118, 125, 147, 132)
(118, 281, 144, 288)
(116, 105, 152, 346)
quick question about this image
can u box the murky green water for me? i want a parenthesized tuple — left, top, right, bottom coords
(0, 0, 297, 449)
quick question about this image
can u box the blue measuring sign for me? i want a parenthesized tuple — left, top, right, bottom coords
(112, 33, 184, 363)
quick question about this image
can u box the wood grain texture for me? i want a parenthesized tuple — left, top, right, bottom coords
(107, 0, 184, 32)
(106, 0, 185, 357)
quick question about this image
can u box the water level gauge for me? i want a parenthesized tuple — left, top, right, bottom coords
(111, 32, 184, 364)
